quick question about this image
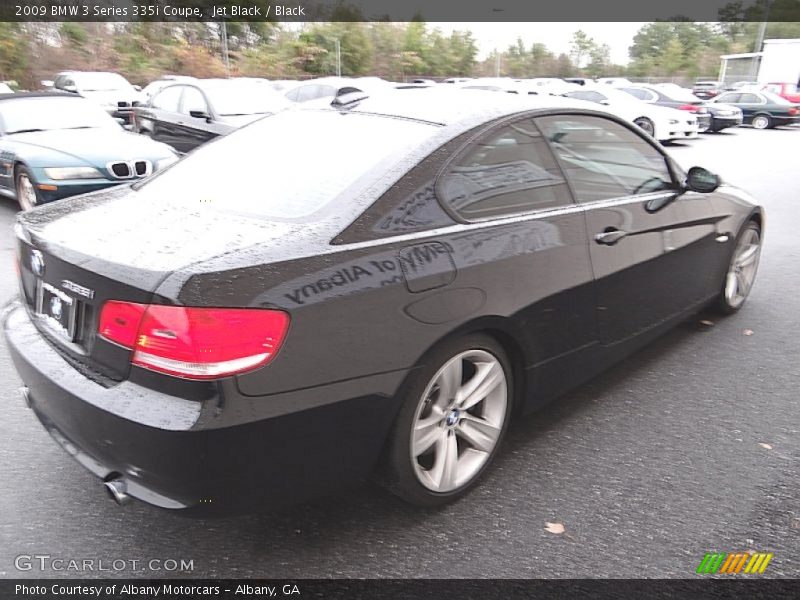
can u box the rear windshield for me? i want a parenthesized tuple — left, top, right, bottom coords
(135, 109, 438, 219)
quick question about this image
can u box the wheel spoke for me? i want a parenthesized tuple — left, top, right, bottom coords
(457, 414, 500, 453)
(412, 413, 442, 456)
(437, 358, 462, 405)
(725, 271, 738, 300)
(737, 245, 759, 268)
(430, 431, 459, 490)
(736, 271, 749, 297)
(459, 361, 503, 410)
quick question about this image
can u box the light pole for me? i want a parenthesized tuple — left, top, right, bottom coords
(221, 21, 231, 78)
(335, 38, 341, 77)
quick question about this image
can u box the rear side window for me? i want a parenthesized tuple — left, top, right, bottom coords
(135, 110, 438, 219)
(739, 93, 761, 103)
(536, 114, 674, 203)
(438, 119, 573, 220)
(716, 93, 741, 103)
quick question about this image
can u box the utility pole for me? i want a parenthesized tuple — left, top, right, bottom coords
(495, 48, 500, 77)
(751, 0, 772, 80)
(335, 39, 341, 77)
(221, 21, 231, 78)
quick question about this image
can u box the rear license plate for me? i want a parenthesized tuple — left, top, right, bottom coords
(35, 281, 78, 341)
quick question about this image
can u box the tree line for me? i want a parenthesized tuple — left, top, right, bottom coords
(1, 15, 799, 89)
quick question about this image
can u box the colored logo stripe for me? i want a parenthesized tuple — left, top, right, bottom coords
(697, 552, 773, 574)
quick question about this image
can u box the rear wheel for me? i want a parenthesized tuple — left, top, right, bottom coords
(15, 166, 41, 211)
(633, 117, 655, 137)
(752, 114, 771, 130)
(713, 221, 762, 314)
(380, 334, 513, 506)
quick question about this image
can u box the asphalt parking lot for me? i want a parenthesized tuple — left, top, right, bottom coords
(1, 126, 798, 579)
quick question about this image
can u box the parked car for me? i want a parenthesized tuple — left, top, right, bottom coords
(702, 102, 744, 133)
(0, 83, 13, 94)
(3, 88, 763, 514)
(692, 81, 722, 99)
(133, 79, 291, 153)
(597, 77, 633, 86)
(140, 75, 196, 101)
(49, 71, 143, 125)
(619, 84, 713, 131)
(761, 82, 800, 104)
(709, 90, 800, 129)
(441, 77, 473, 84)
(0, 93, 177, 210)
(284, 77, 393, 102)
(562, 85, 700, 142)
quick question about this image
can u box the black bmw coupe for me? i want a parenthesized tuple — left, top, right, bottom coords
(3, 88, 763, 513)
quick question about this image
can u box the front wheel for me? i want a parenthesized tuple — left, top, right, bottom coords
(713, 221, 762, 314)
(634, 117, 655, 137)
(752, 115, 771, 130)
(379, 334, 514, 506)
(15, 166, 41, 211)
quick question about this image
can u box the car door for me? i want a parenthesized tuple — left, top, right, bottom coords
(737, 92, 765, 121)
(141, 85, 184, 150)
(436, 115, 597, 405)
(175, 86, 220, 152)
(536, 113, 720, 346)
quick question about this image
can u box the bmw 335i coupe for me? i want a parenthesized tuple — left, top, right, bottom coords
(3, 88, 763, 514)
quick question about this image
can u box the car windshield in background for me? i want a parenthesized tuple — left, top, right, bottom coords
(762, 91, 792, 105)
(76, 72, 132, 92)
(658, 84, 702, 102)
(205, 83, 292, 116)
(135, 109, 437, 219)
(1, 97, 118, 133)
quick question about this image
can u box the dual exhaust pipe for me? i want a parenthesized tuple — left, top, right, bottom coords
(20, 386, 132, 507)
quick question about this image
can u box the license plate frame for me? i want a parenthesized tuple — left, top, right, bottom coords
(35, 281, 78, 342)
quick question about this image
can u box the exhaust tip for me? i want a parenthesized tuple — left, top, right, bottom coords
(103, 476, 132, 506)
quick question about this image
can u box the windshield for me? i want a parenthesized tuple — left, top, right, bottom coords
(0, 96, 119, 133)
(135, 109, 438, 219)
(658, 84, 702, 102)
(204, 83, 292, 116)
(76, 72, 133, 92)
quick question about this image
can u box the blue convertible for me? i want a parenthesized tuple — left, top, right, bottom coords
(0, 92, 177, 210)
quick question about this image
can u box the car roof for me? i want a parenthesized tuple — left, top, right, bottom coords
(296, 87, 600, 129)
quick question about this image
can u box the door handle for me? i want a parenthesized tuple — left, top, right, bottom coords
(595, 228, 628, 245)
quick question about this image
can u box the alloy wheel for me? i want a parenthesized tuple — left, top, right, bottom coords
(410, 349, 508, 493)
(752, 116, 770, 130)
(724, 226, 761, 309)
(17, 173, 38, 211)
(634, 118, 654, 137)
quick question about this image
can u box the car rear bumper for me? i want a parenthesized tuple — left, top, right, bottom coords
(3, 300, 406, 515)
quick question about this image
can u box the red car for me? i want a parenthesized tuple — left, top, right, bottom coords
(762, 82, 800, 104)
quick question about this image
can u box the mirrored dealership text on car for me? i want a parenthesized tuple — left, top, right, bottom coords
(14, 554, 194, 572)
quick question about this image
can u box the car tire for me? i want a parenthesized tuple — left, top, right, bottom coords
(713, 220, 762, 315)
(751, 114, 771, 130)
(15, 166, 41, 211)
(378, 334, 514, 507)
(633, 117, 655, 137)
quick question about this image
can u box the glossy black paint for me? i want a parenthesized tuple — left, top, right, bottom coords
(3, 89, 763, 514)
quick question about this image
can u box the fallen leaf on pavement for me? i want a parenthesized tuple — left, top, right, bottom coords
(758, 443, 773, 450)
(743, 329, 754, 336)
(545, 522, 565, 534)
(700, 319, 714, 326)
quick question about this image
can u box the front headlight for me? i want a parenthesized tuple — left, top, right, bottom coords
(43, 166, 103, 180)
(155, 155, 179, 171)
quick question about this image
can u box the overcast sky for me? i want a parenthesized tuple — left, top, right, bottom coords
(434, 22, 650, 64)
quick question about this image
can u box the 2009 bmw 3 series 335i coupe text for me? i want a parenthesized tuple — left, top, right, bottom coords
(3, 88, 763, 514)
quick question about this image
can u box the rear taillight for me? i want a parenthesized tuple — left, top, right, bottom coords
(98, 302, 290, 380)
(678, 104, 699, 111)
(789, 107, 798, 115)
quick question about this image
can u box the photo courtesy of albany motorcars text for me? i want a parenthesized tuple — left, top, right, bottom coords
(2, 87, 763, 514)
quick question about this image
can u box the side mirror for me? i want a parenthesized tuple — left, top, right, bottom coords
(685, 166, 720, 193)
(63, 84, 78, 93)
(189, 110, 210, 121)
(133, 85, 142, 92)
